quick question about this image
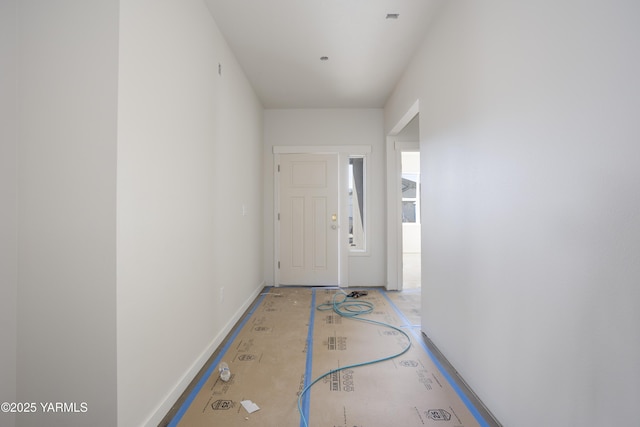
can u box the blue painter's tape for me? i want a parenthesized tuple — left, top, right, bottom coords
(380, 290, 490, 427)
(299, 288, 316, 427)
(168, 288, 271, 427)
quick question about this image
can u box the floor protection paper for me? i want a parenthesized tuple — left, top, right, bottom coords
(169, 287, 489, 427)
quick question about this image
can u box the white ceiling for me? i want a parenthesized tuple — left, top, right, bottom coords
(204, 0, 442, 109)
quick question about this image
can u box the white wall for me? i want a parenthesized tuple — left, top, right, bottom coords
(0, 1, 17, 426)
(385, 1, 640, 426)
(117, 1, 264, 425)
(263, 109, 386, 287)
(15, 1, 119, 426)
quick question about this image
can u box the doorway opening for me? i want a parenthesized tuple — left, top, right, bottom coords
(401, 151, 421, 289)
(385, 103, 421, 292)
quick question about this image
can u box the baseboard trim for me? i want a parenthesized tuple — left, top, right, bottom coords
(146, 282, 265, 427)
(420, 332, 503, 427)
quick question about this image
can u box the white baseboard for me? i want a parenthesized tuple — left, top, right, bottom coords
(143, 281, 265, 427)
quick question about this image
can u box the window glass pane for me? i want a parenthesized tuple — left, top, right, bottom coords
(402, 201, 417, 223)
(402, 177, 417, 198)
(349, 156, 365, 250)
(401, 172, 420, 224)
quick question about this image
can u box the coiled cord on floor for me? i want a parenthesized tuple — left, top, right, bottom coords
(297, 290, 412, 427)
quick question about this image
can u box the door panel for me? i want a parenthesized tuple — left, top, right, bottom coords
(313, 197, 327, 268)
(290, 196, 304, 268)
(278, 153, 339, 285)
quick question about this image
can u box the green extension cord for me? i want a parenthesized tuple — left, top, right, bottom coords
(297, 290, 412, 427)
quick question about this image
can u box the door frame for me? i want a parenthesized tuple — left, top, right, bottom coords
(273, 145, 371, 287)
(386, 100, 420, 290)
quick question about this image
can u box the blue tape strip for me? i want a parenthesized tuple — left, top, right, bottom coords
(380, 290, 489, 427)
(168, 288, 271, 427)
(299, 288, 316, 427)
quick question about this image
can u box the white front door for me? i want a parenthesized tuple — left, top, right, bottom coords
(277, 153, 339, 285)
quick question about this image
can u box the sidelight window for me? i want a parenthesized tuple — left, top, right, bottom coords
(348, 156, 366, 251)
